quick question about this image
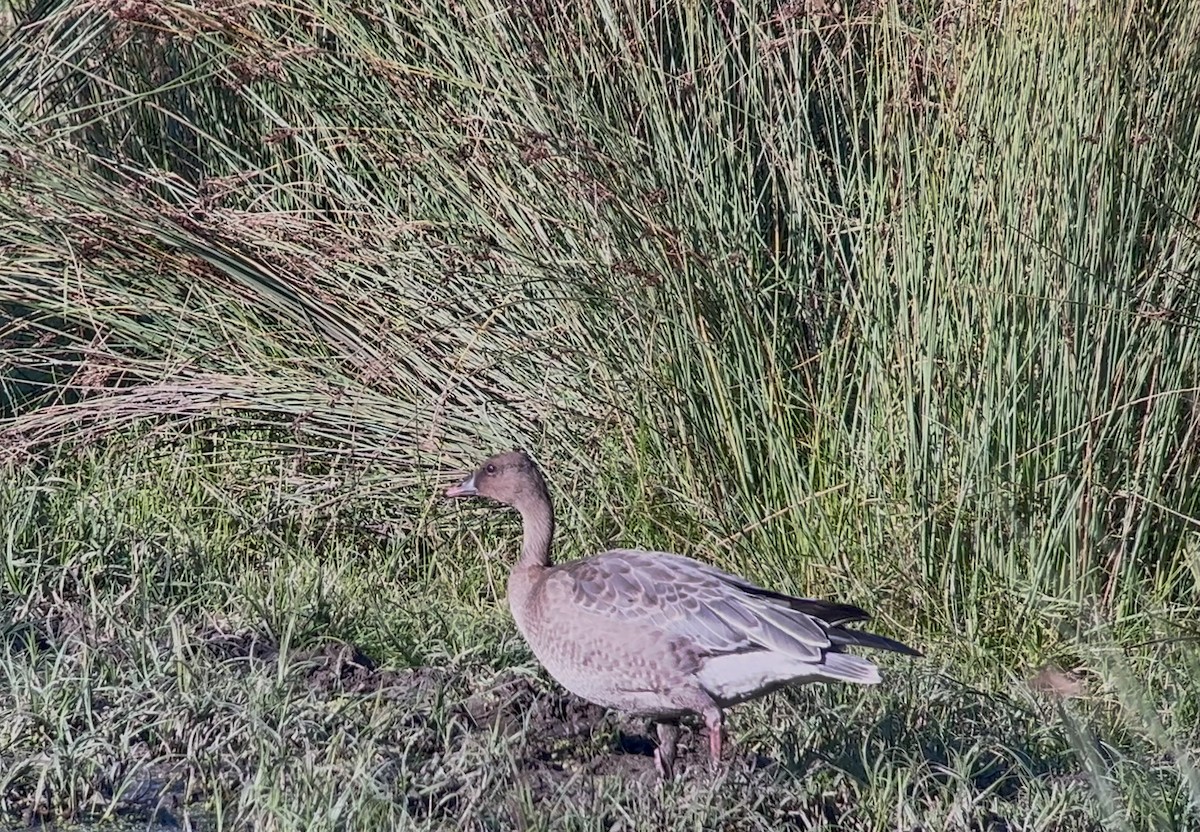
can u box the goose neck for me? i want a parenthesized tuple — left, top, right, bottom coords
(517, 498, 554, 568)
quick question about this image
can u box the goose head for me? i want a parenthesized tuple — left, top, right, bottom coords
(445, 449, 549, 511)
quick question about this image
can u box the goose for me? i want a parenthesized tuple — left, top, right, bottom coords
(445, 449, 920, 778)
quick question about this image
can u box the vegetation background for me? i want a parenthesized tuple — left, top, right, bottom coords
(1, 0, 1199, 829)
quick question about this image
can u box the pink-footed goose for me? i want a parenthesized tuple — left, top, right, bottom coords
(445, 449, 920, 778)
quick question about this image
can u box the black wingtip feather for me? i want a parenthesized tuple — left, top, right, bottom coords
(727, 580, 872, 625)
(829, 626, 923, 657)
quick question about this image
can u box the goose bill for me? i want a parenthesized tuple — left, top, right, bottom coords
(445, 474, 477, 498)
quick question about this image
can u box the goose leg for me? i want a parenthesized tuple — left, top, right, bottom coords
(704, 707, 724, 768)
(654, 721, 679, 780)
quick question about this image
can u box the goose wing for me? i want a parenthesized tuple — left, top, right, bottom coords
(556, 549, 864, 661)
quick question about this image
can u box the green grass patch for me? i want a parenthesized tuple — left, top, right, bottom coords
(2, 0, 1200, 828)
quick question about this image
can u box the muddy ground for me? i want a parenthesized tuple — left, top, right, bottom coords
(262, 633, 728, 780)
(7, 621, 758, 828)
(204, 629, 752, 775)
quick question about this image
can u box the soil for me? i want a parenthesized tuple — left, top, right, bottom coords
(198, 628, 749, 785)
(199, 629, 724, 781)
(9, 615, 773, 827)
(201, 629, 431, 696)
(458, 669, 699, 782)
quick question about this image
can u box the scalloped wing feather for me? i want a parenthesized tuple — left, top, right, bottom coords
(560, 549, 834, 661)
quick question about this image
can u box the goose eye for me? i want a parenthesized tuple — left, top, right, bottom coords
(485, 463, 496, 474)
